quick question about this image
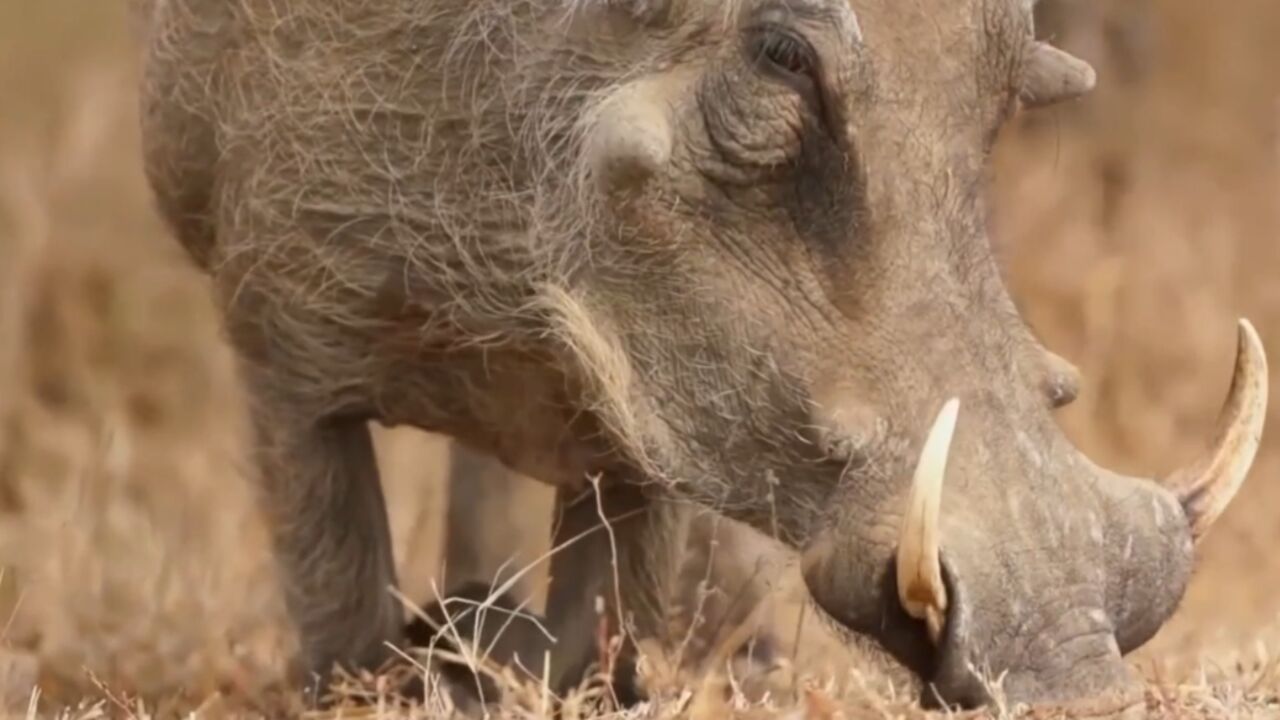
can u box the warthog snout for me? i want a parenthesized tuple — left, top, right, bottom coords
(804, 321, 1267, 708)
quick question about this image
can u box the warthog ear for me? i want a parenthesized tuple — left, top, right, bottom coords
(1020, 42, 1097, 109)
(584, 79, 675, 196)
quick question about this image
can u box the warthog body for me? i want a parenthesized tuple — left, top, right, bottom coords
(138, 0, 1267, 709)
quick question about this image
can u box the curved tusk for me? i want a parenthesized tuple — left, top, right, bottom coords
(1169, 319, 1269, 543)
(897, 398, 960, 645)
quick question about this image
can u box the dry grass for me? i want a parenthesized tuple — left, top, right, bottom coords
(1, 0, 1279, 718)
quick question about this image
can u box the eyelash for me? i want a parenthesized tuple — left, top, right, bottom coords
(750, 25, 819, 88)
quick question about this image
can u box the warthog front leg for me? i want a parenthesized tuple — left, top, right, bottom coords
(443, 442, 537, 602)
(541, 481, 663, 701)
(537, 484, 777, 700)
(248, 404, 403, 699)
(408, 480, 674, 704)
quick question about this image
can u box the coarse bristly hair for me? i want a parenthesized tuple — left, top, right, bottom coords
(203, 0, 664, 324)
(140, 0, 760, 474)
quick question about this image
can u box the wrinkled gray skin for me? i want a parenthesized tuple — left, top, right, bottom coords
(138, 0, 1200, 709)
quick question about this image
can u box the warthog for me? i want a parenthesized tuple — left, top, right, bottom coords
(138, 0, 1268, 710)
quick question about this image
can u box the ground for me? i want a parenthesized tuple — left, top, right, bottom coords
(0, 1, 1278, 718)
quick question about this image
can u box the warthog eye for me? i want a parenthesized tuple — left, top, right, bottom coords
(747, 25, 819, 89)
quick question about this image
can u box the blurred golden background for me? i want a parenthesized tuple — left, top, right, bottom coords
(0, 0, 1278, 714)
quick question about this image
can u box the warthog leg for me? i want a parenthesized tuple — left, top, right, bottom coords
(442, 443, 536, 603)
(410, 479, 674, 705)
(246, 401, 404, 701)
(540, 481, 663, 702)
(539, 484, 777, 701)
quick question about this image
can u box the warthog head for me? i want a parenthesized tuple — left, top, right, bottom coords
(548, 0, 1268, 708)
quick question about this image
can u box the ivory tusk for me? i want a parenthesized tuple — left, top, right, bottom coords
(1170, 319, 1269, 543)
(897, 398, 960, 644)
